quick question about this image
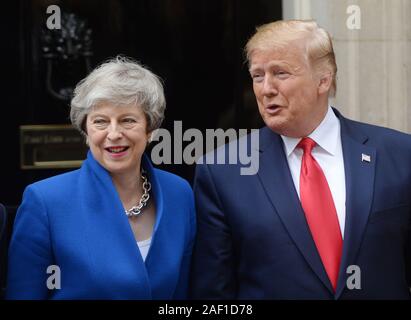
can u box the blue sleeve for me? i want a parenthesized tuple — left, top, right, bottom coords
(172, 187, 196, 300)
(189, 163, 236, 299)
(6, 185, 54, 300)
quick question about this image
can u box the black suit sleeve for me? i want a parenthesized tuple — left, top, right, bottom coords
(189, 163, 237, 299)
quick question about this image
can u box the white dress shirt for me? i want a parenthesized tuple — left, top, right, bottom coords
(137, 237, 151, 261)
(281, 107, 346, 237)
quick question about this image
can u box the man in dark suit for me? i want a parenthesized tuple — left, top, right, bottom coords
(190, 20, 411, 299)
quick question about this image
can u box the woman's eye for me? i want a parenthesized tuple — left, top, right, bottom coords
(123, 118, 136, 123)
(91, 118, 109, 129)
(93, 119, 107, 125)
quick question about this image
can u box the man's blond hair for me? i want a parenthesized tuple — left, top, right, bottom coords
(245, 20, 337, 97)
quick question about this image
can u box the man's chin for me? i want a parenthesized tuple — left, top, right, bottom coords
(263, 117, 287, 135)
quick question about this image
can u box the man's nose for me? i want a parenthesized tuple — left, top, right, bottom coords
(107, 123, 123, 140)
(261, 75, 278, 96)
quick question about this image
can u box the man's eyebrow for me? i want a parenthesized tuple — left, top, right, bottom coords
(267, 61, 293, 68)
(249, 60, 293, 71)
(249, 66, 262, 73)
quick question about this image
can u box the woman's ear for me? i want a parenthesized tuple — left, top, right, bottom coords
(82, 129, 89, 146)
(146, 131, 152, 146)
(147, 129, 159, 145)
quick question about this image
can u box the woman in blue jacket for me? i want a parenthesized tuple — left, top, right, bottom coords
(6, 56, 196, 299)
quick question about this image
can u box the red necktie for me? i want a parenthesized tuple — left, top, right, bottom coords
(298, 137, 343, 291)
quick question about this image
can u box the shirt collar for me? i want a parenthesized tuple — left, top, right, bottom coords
(281, 106, 340, 156)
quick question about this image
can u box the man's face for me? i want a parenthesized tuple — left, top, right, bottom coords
(249, 44, 329, 137)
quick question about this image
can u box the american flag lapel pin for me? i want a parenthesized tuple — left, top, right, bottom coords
(361, 153, 371, 162)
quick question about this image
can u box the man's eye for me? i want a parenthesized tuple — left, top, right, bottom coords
(252, 74, 264, 82)
(276, 71, 290, 78)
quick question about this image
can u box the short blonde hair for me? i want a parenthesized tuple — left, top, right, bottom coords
(70, 56, 166, 134)
(245, 20, 337, 97)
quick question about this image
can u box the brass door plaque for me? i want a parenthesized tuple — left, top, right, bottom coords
(20, 125, 88, 169)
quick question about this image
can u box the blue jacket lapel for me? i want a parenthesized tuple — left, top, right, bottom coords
(80, 151, 153, 298)
(257, 128, 334, 293)
(334, 110, 376, 298)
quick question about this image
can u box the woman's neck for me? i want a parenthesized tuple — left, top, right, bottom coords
(111, 169, 142, 206)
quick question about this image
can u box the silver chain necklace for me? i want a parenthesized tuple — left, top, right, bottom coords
(125, 169, 152, 218)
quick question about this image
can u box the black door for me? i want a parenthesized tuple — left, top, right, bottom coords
(1, 0, 281, 207)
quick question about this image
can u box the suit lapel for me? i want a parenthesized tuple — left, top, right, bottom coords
(334, 113, 376, 298)
(257, 112, 377, 298)
(257, 128, 334, 293)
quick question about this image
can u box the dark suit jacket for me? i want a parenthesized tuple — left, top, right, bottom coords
(7, 151, 196, 299)
(190, 108, 411, 299)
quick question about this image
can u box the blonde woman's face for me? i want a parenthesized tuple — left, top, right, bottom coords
(86, 102, 150, 176)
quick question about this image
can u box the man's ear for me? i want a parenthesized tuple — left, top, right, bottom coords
(318, 72, 333, 95)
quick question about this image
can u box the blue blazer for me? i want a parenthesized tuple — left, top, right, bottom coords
(191, 108, 411, 299)
(7, 152, 196, 299)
